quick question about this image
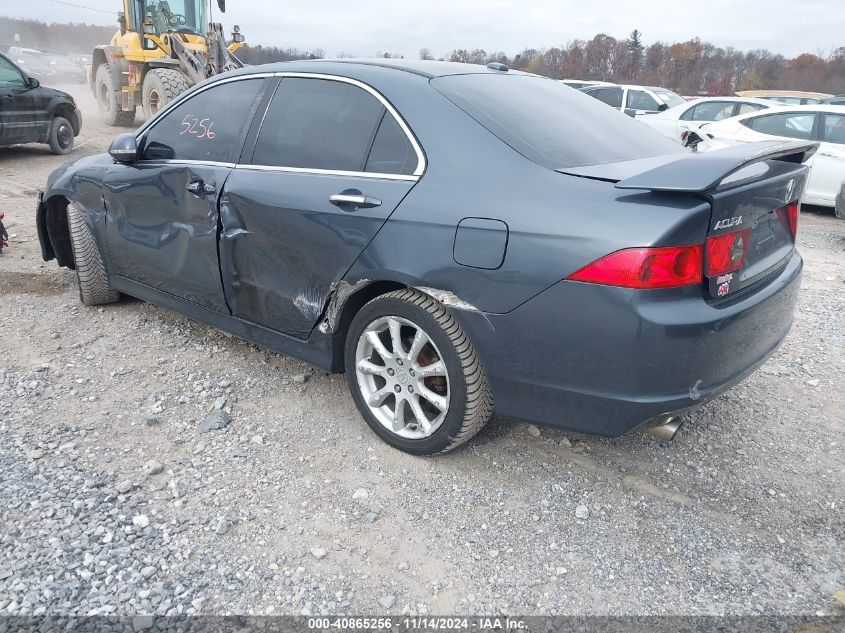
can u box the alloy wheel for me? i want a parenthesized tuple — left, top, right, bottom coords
(354, 315, 450, 439)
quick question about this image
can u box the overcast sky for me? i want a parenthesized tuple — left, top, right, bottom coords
(6, 0, 842, 59)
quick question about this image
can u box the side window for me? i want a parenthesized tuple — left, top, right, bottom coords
(626, 90, 660, 111)
(252, 78, 385, 171)
(0, 56, 25, 87)
(679, 105, 696, 121)
(140, 78, 264, 162)
(746, 113, 816, 140)
(737, 102, 767, 115)
(822, 113, 845, 145)
(365, 113, 417, 176)
(594, 88, 623, 108)
(689, 101, 734, 121)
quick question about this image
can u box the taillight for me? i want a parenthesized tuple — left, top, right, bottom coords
(705, 228, 751, 277)
(567, 245, 703, 289)
(781, 201, 799, 237)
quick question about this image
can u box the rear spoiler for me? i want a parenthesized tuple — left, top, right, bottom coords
(614, 140, 818, 193)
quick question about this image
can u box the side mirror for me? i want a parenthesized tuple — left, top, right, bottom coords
(658, 103, 669, 112)
(27, 77, 40, 89)
(217, 0, 226, 12)
(108, 133, 139, 162)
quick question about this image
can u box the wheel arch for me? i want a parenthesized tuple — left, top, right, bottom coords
(38, 194, 75, 269)
(51, 102, 80, 135)
(327, 279, 407, 372)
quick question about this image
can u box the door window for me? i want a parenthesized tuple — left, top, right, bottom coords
(140, 78, 264, 162)
(592, 87, 623, 108)
(365, 113, 417, 175)
(821, 113, 845, 145)
(0, 56, 25, 87)
(736, 102, 767, 115)
(688, 101, 735, 121)
(745, 112, 816, 140)
(252, 77, 389, 172)
(626, 90, 660, 111)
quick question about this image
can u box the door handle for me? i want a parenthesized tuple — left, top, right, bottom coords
(187, 180, 216, 196)
(329, 190, 381, 210)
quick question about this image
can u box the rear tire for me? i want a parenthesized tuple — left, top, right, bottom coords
(95, 64, 136, 127)
(66, 202, 119, 306)
(48, 116, 74, 155)
(142, 69, 191, 120)
(344, 289, 493, 455)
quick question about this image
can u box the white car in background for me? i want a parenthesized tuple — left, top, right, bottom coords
(690, 105, 845, 207)
(636, 96, 774, 144)
(582, 84, 687, 117)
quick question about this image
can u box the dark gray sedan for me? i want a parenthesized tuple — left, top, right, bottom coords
(37, 60, 814, 454)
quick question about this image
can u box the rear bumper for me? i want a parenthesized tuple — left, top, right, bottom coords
(454, 250, 803, 436)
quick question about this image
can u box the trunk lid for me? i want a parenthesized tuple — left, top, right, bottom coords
(702, 160, 805, 299)
(559, 140, 815, 300)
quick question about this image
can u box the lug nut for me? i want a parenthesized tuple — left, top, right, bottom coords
(409, 370, 415, 377)
(408, 386, 414, 393)
(387, 368, 395, 376)
(394, 385, 401, 393)
(396, 359, 403, 366)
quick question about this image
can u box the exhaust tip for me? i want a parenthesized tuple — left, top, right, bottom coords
(644, 416, 684, 441)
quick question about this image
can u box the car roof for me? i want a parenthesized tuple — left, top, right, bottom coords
(240, 58, 533, 79)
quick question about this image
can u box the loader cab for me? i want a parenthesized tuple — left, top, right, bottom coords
(126, 0, 208, 49)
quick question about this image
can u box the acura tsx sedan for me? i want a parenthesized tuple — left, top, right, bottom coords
(37, 60, 814, 454)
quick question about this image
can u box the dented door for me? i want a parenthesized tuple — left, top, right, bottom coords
(219, 169, 414, 339)
(103, 162, 232, 311)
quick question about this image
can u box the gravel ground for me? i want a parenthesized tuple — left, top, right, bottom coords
(0, 84, 843, 618)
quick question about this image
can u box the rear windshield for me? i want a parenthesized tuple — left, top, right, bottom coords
(432, 74, 681, 169)
(653, 89, 686, 108)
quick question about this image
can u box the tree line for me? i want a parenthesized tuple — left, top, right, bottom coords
(2, 16, 843, 95)
(444, 32, 845, 95)
(231, 32, 845, 96)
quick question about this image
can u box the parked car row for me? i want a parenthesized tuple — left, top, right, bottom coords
(566, 78, 845, 211)
(6, 46, 87, 84)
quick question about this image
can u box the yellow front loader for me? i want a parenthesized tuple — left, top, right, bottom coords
(91, 0, 245, 126)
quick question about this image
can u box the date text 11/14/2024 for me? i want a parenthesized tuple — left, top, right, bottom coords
(307, 617, 528, 630)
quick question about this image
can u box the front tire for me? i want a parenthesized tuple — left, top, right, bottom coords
(142, 69, 190, 120)
(345, 289, 493, 455)
(66, 202, 119, 306)
(95, 64, 136, 127)
(48, 116, 74, 155)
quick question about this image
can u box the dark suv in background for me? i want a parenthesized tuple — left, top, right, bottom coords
(0, 52, 82, 155)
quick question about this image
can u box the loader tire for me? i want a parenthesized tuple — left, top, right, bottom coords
(142, 69, 191, 119)
(67, 202, 119, 307)
(95, 64, 136, 127)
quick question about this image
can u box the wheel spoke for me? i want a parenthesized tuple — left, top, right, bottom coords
(408, 396, 432, 435)
(365, 330, 393, 361)
(418, 385, 448, 412)
(357, 358, 386, 377)
(417, 361, 446, 378)
(407, 328, 427, 364)
(392, 394, 407, 432)
(388, 318, 405, 357)
(367, 386, 392, 408)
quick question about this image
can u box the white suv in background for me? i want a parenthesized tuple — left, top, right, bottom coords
(582, 84, 687, 117)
